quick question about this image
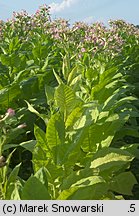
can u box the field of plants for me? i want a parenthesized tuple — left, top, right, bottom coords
(0, 5, 139, 200)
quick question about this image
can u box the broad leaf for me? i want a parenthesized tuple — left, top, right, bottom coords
(90, 148, 134, 173)
(21, 176, 51, 200)
(110, 172, 137, 195)
(55, 83, 79, 118)
(58, 176, 108, 200)
(5, 163, 21, 199)
(34, 167, 48, 189)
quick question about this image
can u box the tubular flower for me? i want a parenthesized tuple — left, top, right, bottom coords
(17, 123, 27, 129)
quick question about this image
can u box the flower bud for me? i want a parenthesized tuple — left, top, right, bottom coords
(6, 108, 15, 117)
(17, 123, 27, 129)
(0, 108, 15, 122)
(0, 156, 6, 168)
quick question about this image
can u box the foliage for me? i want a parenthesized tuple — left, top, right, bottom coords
(0, 5, 139, 200)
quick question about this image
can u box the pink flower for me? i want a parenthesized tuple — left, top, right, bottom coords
(81, 47, 86, 53)
(0, 108, 15, 122)
(6, 108, 15, 117)
(35, 10, 40, 15)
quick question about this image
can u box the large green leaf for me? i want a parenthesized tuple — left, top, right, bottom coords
(58, 176, 108, 200)
(67, 66, 78, 85)
(46, 113, 68, 164)
(26, 101, 48, 123)
(21, 176, 51, 200)
(45, 85, 55, 105)
(33, 125, 51, 172)
(81, 113, 127, 150)
(0, 84, 21, 106)
(34, 124, 49, 152)
(20, 140, 36, 152)
(20, 76, 39, 99)
(60, 166, 99, 191)
(3, 140, 36, 152)
(1, 149, 16, 185)
(0, 53, 20, 67)
(10, 180, 23, 200)
(102, 87, 135, 111)
(91, 66, 123, 103)
(10, 185, 21, 200)
(46, 113, 63, 150)
(55, 83, 79, 118)
(5, 163, 21, 199)
(121, 144, 139, 159)
(90, 148, 134, 173)
(62, 54, 70, 80)
(65, 107, 82, 129)
(33, 145, 49, 173)
(110, 172, 137, 195)
(34, 167, 49, 190)
(100, 66, 119, 82)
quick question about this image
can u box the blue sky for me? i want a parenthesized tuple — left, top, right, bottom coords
(0, 0, 138, 25)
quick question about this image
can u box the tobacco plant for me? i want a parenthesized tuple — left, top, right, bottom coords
(0, 5, 139, 200)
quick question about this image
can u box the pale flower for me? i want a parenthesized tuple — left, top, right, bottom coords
(0, 108, 15, 122)
(6, 108, 15, 117)
(17, 123, 27, 129)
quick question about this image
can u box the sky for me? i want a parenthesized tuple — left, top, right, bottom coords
(0, 0, 139, 26)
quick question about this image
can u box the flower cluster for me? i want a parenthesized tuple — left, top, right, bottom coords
(0, 108, 27, 135)
(0, 20, 4, 38)
(0, 5, 139, 59)
(0, 5, 51, 39)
